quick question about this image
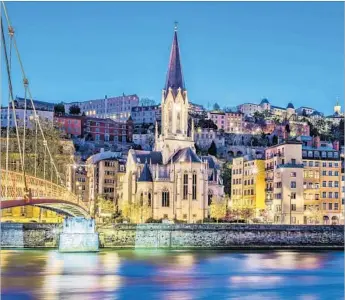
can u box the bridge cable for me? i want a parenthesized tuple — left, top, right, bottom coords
(4, 28, 13, 199)
(1, 2, 64, 186)
(1, 17, 27, 194)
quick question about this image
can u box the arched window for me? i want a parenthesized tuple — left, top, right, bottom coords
(148, 192, 152, 207)
(208, 190, 213, 206)
(192, 173, 197, 200)
(162, 189, 170, 207)
(183, 173, 188, 199)
(140, 192, 143, 205)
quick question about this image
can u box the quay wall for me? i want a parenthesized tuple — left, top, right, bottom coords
(1, 223, 344, 249)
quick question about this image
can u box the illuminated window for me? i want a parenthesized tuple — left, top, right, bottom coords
(162, 189, 170, 207)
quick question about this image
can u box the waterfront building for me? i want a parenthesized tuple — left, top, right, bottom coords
(66, 164, 89, 203)
(1, 107, 54, 129)
(0, 206, 63, 223)
(231, 156, 266, 215)
(207, 111, 244, 133)
(85, 151, 123, 204)
(64, 94, 139, 122)
(118, 26, 224, 223)
(301, 137, 342, 224)
(265, 141, 305, 224)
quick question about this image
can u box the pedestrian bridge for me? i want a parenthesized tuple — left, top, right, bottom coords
(1, 170, 90, 217)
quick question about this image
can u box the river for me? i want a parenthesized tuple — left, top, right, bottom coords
(1, 249, 343, 299)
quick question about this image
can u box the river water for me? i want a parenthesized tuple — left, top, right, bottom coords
(1, 249, 343, 300)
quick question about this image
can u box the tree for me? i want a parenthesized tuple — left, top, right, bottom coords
(194, 143, 201, 155)
(69, 104, 81, 115)
(302, 109, 307, 117)
(250, 137, 259, 147)
(272, 135, 278, 145)
(54, 102, 65, 115)
(239, 206, 255, 223)
(209, 198, 227, 223)
(305, 206, 322, 225)
(121, 201, 151, 223)
(197, 119, 218, 130)
(208, 141, 217, 156)
(222, 162, 232, 195)
(213, 103, 220, 111)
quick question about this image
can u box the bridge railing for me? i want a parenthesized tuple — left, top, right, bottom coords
(1, 170, 89, 212)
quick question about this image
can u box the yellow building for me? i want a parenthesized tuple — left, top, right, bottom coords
(231, 157, 265, 215)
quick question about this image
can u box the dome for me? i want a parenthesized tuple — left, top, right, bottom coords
(287, 102, 294, 109)
(260, 98, 269, 105)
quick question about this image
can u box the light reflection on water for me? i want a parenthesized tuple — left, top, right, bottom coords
(1, 249, 344, 300)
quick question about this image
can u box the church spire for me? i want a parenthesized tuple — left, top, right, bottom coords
(164, 22, 185, 94)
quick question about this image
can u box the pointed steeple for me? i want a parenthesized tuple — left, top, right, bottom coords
(164, 22, 185, 94)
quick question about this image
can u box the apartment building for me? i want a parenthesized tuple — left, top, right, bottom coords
(207, 111, 244, 133)
(64, 94, 139, 122)
(231, 157, 266, 215)
(302, 138, 341, 224)
(265, 141, 304, 224)
(131, 105, 161, 124)
(66, 164, 89, 203)
(86, 151, 123, 204)
(194, 128, 225, 150)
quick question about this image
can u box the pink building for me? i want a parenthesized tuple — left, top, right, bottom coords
(207, 111, 244, 133)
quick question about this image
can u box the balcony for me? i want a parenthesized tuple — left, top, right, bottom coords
(265, 188, 273, 192)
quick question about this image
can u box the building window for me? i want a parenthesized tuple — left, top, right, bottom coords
(328, 171, 333, 176)
(290, 181, 296, 188)
(291, 204, 296, 211)
(192, 173, 197, 200)
(322, 192, 326, 198)
(162, 190, 170, 207)
(208, 190, 213, 205)
(290, 172, 296, 177)
(323, 203, 327, 210)
(148, 193, 152, 207)
(183, 173, 188, 199)
(291, 217, 296, 224)
(335, 192, 339, 199)
(334, 203, 339, 210)
(322, 181, 326, 187)
(328, 181, 333, 187)
(328, 203, 332, 210)
(291, 193, 296, 199)
(308, 161, 313, 167)
(329, 192, 333, 198)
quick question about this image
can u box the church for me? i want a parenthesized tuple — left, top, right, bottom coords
(119, 25, 224, 223)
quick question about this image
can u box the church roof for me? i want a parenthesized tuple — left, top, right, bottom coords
(137, 162, 153, 182)
(201, 155, 221, 170)
(164, 25, 185, 94)
(171, 147, 201, 163)
(287, 102, 295, 109)
(133, 150, 163, 164)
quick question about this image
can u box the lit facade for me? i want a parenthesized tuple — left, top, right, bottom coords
(265, 141, 305, 224)
(231, 157, 266, 214)
(64, 94, 139, 122)
(207, 111, 244, 133)
(118, 26, 224, 223)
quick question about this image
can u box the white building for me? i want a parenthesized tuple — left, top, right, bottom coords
(64, 94, 139, 122)
(0, 108, 54, 129)
(194, 128, 225, 150)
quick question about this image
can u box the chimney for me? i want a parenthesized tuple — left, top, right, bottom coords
(313, 136, 320, 148)
(333, 140, 340, 151)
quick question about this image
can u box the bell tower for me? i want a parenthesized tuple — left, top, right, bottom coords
(155, 23, 195, 163)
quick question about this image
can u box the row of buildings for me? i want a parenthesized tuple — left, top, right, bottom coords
(231, 136, 344, 224)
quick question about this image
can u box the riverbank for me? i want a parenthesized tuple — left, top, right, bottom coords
(1, 223, 344, 249)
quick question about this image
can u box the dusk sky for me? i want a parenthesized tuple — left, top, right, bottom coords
(1, 1, 344, 114)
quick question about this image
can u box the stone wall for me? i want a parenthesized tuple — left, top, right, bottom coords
(1, 223, 61, 248)
(98, 224, 344, 249)
(1, 223, 344, 249)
